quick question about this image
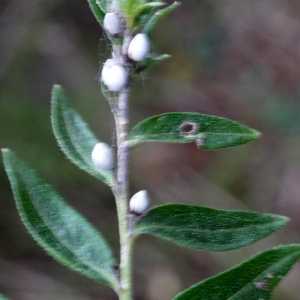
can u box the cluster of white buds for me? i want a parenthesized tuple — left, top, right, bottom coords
(129, 190, 150, 215)
(101, 59, 127, 92)
(91, 142, 114, 170)
(128, 33, 150, 62)
(101, 11, 151, 90)
(103, 12, 121, 35)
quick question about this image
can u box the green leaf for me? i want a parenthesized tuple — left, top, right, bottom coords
(96, 0, 110, 13)
(173, 244, 300, 300)
(118, 0, 144, 27)
(131, 0, 148, 14)
(143, 2, 181, 34)
(2, 149, 117, 288)
(140, 2, 166, 9)
(135, 54, 171, 72)
(134, 204, 288, 251)
(87, 0, 106, 26)
(133, 5, 156, 30)
(0, 294, 9, 300)
(100, 79, 111, 101)
(128, 112, 260, 150)
(135, 2, 165, 17)
(133, 2, 166, 30)
(149, 53, 171, 65)
(51, 85, 114, 186)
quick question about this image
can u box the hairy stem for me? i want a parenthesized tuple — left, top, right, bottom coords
(114, 87, 133, 300)
(111, 29, 134, 300)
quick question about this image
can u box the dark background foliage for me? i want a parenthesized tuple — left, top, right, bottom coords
(1, 0, 300, 299)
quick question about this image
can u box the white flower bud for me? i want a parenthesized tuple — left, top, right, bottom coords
(128, 33, 150, 62)
(129, 190, 150, 215)
(103, 12, 121, 35)
(101, 59, 127, 92)
(91, 142, 114, 170)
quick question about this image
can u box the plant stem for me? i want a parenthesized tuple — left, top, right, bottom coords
(106, 25, 134, 300)
(113, 86, 133, 300)
(111, 31, 134, 300)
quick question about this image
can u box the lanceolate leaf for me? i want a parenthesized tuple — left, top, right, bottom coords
(51, 85, 114, 186)
(2, 149, 116, 288)
(134, 204, 288, 251)
(135, 54, 171, 72)
(128, 112, 260, 149)
(148, 53, 171, 65)
(173, 244, 300, 300)
(133, 5, 156, 30)
(100, 79, 111, 101)
(87, 0, 106, 26)
(96, 0, 110, 13)
(139, 2, 166, 10)
(134, 2, 165, 18)
(143, 2, 181, 34)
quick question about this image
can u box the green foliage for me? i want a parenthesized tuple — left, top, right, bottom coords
(120, 0, 180, 31)
(87, 0, 106, 26)
(0, 295, 9, 300)
(96, 0, 112, 13)
(51, 85, 114, 187)
(138, 2, 166, 12)
(2, 0, 300, 298)
(173, 245, 300, 300)
(148, 53, 171, 64)
(135, 54, 171, 72)
(134, 204, 288, 251)
(133, 1, 165, 30)
(128, 112, 260, 149)
(2, 149, 117, 288)
(142, 2, 181, 34)
(100, 79, 111, 101)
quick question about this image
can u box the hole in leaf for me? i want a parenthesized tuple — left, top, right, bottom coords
(179, 121, 198, 136)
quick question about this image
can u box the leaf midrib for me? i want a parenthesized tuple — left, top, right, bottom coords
(131, 131, 256, 140)
(15, 162, 116, 288)
(227, 250, 300, 299)
(136, 220, 280, 235)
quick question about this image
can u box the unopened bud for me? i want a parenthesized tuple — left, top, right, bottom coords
(128, 33, 150, 62)
(103, 12, 121, 35)
(129, 190, 150, 215)
(91, 142, 114, 170)
(101, 59, 127, 92)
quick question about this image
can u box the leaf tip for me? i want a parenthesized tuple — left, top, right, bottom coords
(277, 215, 290, 226)
(1, 148, 9, 154)
(1, 148, 12, 161)
(253, 130, 262, 138)
(52, 84, 63, 93)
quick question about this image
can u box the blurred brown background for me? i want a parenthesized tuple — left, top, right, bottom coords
(1, 0, 300, 299)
